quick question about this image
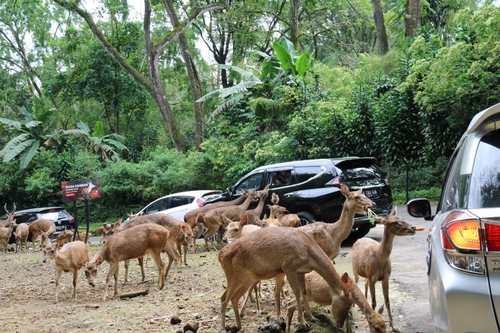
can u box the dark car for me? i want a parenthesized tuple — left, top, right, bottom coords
(407, 103, 500, 332)
(204, 157, 393, 239)
(1, 207, 76, 244)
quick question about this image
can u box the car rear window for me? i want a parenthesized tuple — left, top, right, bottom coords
(468, 129, 500, 208)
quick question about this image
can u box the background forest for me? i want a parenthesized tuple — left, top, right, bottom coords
(0, 0, 499, 223)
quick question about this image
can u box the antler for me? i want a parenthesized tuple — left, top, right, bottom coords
(4, 203, 16, 215)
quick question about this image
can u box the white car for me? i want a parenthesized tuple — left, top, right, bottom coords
(133, 190, 222, 221)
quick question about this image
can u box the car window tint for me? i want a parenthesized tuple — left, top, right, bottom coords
(235, 173, 264, 193)
(295, 166, 323, 183)
(170, 196, 193, 208)
(145, 199, 167, 214)
(39, 212, 60, 220)
(441, 139, 469, 212)
(469, 129, 500, 208)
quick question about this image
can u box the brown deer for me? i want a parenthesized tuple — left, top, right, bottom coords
(242, 184, 270, 225)
(84, 223, 169, 300)
(218, 227, 354, 332)
(1, 203, 16, 227)
(43, 240, 89, 302)
(183, 192, 248, 229)
(29, 219, 56, 250)
(351, 211, 416, 330)
(56, 230, 74, 244)
(197, 189, 257, 251)
(286, 271, 386, 333)
(267, 204, 300, 228)
(116, 213, 192, 282)
(298, 183, 375, 260)
(13, 222, 29, 252)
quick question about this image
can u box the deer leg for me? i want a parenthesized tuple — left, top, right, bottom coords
(298, 273, 316, 322)
(221, 281, 253, 330)
(123, 259, 129, 283)
(138, 257, 145, 281)
(382, 276, 393, 328)
(275, 274, 286, 319)
(55, 269, 62, 303)
(164, 243, 179, 281)
(285, 272, 307, 329)
(72, 269, 78, 301)
(369, 281, 377, 310)
(150, 252, 165, 290)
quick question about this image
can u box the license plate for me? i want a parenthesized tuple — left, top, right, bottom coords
(363, 189, 378, 198)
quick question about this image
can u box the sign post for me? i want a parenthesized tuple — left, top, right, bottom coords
(61, 179, 100, 243)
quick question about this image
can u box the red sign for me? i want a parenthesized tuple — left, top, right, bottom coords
(61, 178, 100, 202)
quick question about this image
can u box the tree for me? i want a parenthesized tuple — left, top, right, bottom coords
(406, 0, 421, 37)
(371, 0, 388, 54)
(52, 0, 225, 152)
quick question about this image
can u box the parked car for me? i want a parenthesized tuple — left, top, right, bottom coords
(0, 207, 76, 244)
(204, 157, 393, 239)
(407, 102, 500, 332)
(131, 190, 222, 221)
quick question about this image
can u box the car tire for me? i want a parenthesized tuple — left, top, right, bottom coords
(296, 211, 316, 226)
(348, 224, 372, 241)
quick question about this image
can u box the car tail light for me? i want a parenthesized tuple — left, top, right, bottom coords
(327, 176, 341, 188)
(196, 198, 205, 207)
(485, 223, 500, 251)
(441, 211, 484, 274)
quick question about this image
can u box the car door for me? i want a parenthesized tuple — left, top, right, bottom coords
(163, 195, 195, 220)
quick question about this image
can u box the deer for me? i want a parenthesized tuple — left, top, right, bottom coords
(13, 222, 29, 252)
(298, 183, 375, 260)
(79, 180, 96, 199)
(43, 240, 89, 302)
(286, 271, 386, 333)
(218, 227, 355, 332)
(115, 213, 192, 282)
(242, 184, 270, 225)
(351, 210, 416, 330)
(267, 204, 300, 228)
(183, 192, 248, 229)
(101, 219, 122, 244)
(56, 230, 74, 244)
(197, 189, 257, 251)
(0, 203, 16, 252)
(29, 219, 56, 250)
(84, 223, 169, 300)
(176, 224, 198, 265)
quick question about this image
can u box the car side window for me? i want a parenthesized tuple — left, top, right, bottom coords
(145, 199, 167, 214)
(469, 129, 500, 208)
(235, 173, 264, 194)
(441, 140, 469, 212)
(170, 196, 193, 208)
(295, 166, 323, 183)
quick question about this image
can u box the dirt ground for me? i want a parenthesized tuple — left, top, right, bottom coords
(0, 238, 419, 333)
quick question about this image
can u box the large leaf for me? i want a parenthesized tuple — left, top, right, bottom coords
(0, 117, 23, 130)
(295, 53, 312, 77)
(76, 121, 91, 134)
(0, 134, 35, 162)
(93, 120, 104, 138)
(273, 42, 294, 73)
(19, 140, 40, 169)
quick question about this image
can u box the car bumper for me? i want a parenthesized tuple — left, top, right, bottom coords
(429, 236, 500, 332)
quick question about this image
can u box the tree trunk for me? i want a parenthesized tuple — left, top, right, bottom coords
(290, 0, 300, 50)
(371, 0, 388, 55)
(405, 0, 422, 37)
(164, 0, 204, 150)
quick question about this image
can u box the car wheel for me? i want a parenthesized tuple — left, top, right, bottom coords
(296, 211, 315, 226)
(348, 224, 372, 241)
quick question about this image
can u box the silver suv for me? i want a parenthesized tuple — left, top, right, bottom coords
(407, 103, 500, 332)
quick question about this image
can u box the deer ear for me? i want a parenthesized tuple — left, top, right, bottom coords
(341, 272, 349, 283)
(241, 214, 248, 225)
(341, 184, 349, 196)
(96, 255, 104, 265)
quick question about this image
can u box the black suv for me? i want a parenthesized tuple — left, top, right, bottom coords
(1, 207, 76, 244)
(204, 157, 393, 239)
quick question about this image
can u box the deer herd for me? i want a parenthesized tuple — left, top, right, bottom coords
(0, 183, 420, 333)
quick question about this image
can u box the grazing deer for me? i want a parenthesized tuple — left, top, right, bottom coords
(351, 211, 416, 330)
(29, 219, 56, 250)
(56, 230, 74, 244)
(116, 214, 191, 282)
(43, 240, 89, 302)
(85, 223, 169, 300)
(197, 189, 257, 251)
(286, 271, 386, 333)
(218, 227, 354, 332)
(13, 222, 29, 252)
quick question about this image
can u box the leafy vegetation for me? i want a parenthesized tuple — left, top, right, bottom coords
(1, 1, 498, 221)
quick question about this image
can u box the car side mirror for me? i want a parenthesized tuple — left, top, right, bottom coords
(407, 198, 433, 220)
